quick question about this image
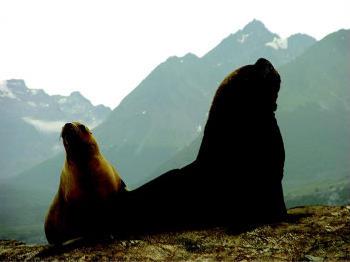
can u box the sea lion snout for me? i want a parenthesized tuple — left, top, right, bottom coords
(61, 123, 78, 146)
(63, 122, 74, 130)
(62, 122, 90, 138)
(61, 122, 77, 136)
(255, 58, 281, 85)
(61, 122, 94, 154)
(254, 58, 281, 112)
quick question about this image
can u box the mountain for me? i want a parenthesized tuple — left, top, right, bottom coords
(0, 80, 111, 179)
(203, 20, 316, 69)
(149, 29, 350, 205)
(94, 19, 316, 188)
(278, 29, 350, 203)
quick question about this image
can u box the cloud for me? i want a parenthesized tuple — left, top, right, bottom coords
(22, 117, 65, 133)
(22, 117, 101, 133)
(265, 37, 288, 50)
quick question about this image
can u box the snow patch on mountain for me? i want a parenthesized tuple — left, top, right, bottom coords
(30, 89, 40, 95)
(58, 98, 67, 104)
(237, 34, 249, 43)
(266, 37, 288, 50)
(0, 81, 17, 99)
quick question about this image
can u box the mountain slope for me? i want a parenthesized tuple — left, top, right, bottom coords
(0, 80, 111, 179)
(277, 29, 350, 200)
(150, 29, 350, 205)
(203, 20, 316, 69)
(94, 20, 316, 188)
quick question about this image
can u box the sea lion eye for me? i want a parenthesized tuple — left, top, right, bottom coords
(79, 124, 90, 133)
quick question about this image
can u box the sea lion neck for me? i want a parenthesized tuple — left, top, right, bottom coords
(65, 145, 101, 166)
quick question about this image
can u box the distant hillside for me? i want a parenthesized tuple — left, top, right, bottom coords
(0, 80, 111, 179)
(278, 29, 350, 203)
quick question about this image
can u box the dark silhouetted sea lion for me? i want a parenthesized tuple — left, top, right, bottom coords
(45, 122, 126, 244)
(194, 58, 286, 224)
(104, 58, 286, 234)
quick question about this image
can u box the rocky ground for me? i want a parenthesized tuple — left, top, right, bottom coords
(0, 206, 349, 261)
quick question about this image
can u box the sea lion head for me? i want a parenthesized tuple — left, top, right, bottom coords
(211, 58, 281, 117)
(61, 122, 99, 161)
(253, 58, 281, 112)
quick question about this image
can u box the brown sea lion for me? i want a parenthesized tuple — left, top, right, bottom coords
(44, 122, 126, 244)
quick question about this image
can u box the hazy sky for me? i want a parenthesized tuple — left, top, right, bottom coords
(0, 0, 349, 108)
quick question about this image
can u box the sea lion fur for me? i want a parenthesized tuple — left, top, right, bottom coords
(45, 122, 126, 244)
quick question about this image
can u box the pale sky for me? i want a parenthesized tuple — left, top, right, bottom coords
(0, 0, 349, 109)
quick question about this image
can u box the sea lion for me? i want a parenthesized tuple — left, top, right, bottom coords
(194, 57, 287, 224)
(45, 122, 126, 244)
(104, 58, 286, 233)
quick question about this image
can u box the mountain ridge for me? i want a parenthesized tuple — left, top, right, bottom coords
(94, 19, 317, 188)
(148, 28, 350, 201)
(0, 79, 111, 179)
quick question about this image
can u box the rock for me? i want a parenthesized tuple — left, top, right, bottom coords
(0, 206, 349, 261)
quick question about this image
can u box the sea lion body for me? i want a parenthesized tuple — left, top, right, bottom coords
(194, 58, 286, 223)
(46, 58, 287, 241)
(45, 122, 126, 244)
(106, 58, 287, 233)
